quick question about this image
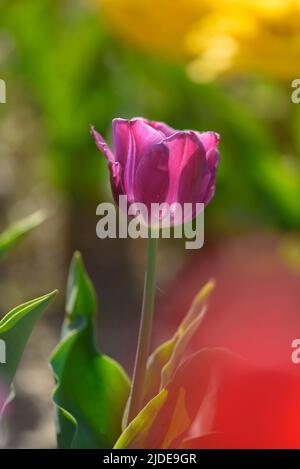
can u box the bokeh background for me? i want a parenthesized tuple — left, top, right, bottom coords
(1, 0, 300, 448)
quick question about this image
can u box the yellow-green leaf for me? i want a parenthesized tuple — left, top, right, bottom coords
(143, 280, 215, 405)
(0, 211, 45, 261)
(114, 390, 168, 449)
(117, 348, 232, 449)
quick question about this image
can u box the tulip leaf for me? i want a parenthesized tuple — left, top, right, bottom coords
(50, 252, 130, 449)
(116, 348, 235, 449)
(143, 280, 215, 406)
(0, 290, 57, 414)
(114, 390, 168, 449)
(0, 211, 45, 262)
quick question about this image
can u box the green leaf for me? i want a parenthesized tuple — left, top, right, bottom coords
(0, 211, 45, 262)
(115, 390, 168, 449)
(116, 348, 235, 449)
(142, 280, 215, 406)
(0, 290, 57, 412)
(50, 252, 130, 449)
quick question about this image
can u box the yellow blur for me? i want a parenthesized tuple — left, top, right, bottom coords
(97, 0, 300, 81)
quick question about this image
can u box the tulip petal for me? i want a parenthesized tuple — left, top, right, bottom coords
(202, 173, 217, 206)
(161, 131, 214, 223)
(131, 118, 164, 157)
(165, 132, 209, 200)
(147, 120, 176, 137)
(198, 131, 220, 153)
(112, 118, 133, 169)
(112, 118, 164, 202)
(109, 162, 125, 205)
(198, 131, 220, 170)
(91, 126, 125, 203)
(178, 153, 211, 204)
(134, 142, 170, 211)
(90, 127, 114, 163)
(112, 118, 163, 166)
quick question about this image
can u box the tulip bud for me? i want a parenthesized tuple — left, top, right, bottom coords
(91, 117, 219, 227)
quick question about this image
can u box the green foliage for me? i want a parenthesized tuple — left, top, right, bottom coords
(1, 1, 300, 229)
(1, 0, 111, 202)
(0, 211, 45, 262)
(116, 390, 168, 449)
(143, 280, 215, 406)
(0, 291, 57, 414)
(50, 252, 130, 449)
(50, 254, 218, 449)
(115, 348, 236, 449)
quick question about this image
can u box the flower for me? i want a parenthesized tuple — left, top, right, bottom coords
(91, 118, 219, 226)
(96, 0, 300, 81)
(186, 0, 300, 82)
(97, 0, 212, 59)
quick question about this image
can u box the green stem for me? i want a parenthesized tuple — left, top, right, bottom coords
(126, 235, 158, 424)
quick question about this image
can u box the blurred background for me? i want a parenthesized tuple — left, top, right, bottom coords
(1, 0, 300, 448)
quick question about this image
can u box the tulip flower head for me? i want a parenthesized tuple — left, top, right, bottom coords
(91, 118, 219, 228)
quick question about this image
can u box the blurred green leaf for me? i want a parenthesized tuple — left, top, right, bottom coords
(50, 252, 130, 449)
(0, 211, 45, 262)
(115, 390, 168, 449)
(121, 281, 214, 433)
(2, 0, 111, 202)
(116, 348, 234, 449)
(0, 290, 57, 413)
(142, 281, 215, 406)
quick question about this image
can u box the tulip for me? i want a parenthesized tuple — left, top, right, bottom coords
(91, 117, 220, 426)
(91, 117, 219, 226)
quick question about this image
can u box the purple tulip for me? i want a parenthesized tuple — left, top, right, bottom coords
(91, 118, 219, 226)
